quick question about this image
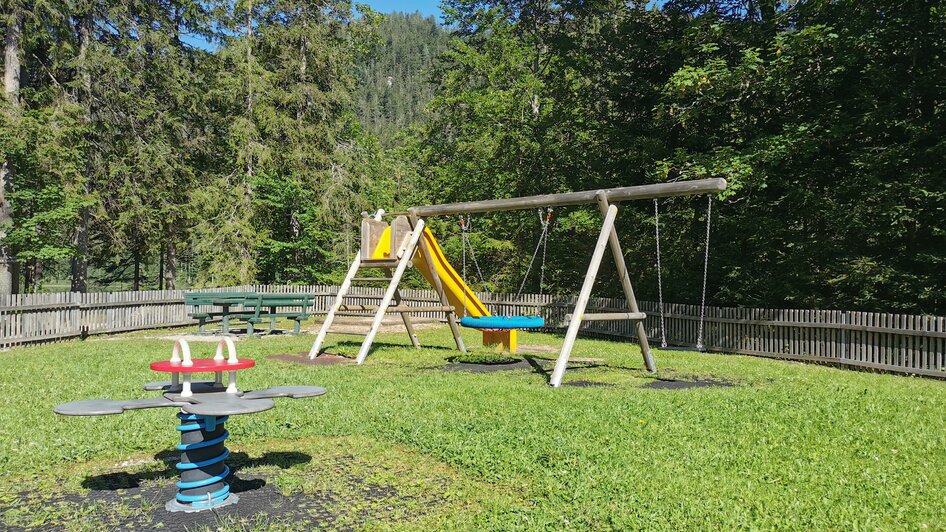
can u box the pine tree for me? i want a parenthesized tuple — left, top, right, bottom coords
(0, 0, 23, 295)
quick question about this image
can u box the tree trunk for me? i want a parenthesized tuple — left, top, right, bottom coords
(22, 258, 31, 293)
(158, 245, 164, 289)
(0, 7, 22, 295)
(34, 259, 42, 291)
(758, 0, 778, 42)
(133, 248, 141, 291)
(165, 240, 177, 290)
(70, 206, 89, 292)
(245, 0, 254, 180)
(71, 12, 94, 293)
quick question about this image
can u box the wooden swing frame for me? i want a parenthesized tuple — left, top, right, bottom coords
(312, 178, 727, 387)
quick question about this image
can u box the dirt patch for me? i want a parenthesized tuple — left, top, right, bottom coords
(437, 358, 539, 373)
(643, 378, 734, 390)
(435, 356, 599, 374)
(269, 352, 356, 366)
(516, 344, 559, 354)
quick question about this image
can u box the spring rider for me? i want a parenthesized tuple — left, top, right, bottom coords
(55, 337, 326, 513)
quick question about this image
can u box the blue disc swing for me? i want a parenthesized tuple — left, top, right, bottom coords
(457, 209, 552, 330)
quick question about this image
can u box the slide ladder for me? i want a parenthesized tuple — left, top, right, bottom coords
(309, 216, 463, 363)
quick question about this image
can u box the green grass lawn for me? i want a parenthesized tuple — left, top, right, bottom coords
(1, 324, 945, 530)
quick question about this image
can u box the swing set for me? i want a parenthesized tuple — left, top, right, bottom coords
(310, 178, 727, 387)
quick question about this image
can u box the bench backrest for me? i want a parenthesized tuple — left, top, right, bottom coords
(242, 294, 314, 312)
(184, 292, 257, 306)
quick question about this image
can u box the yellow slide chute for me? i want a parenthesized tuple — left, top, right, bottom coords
(370, 226, 490, 319)
(370, 223, 516, 352)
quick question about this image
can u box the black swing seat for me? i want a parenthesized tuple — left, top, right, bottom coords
(460, 316, 545, 330)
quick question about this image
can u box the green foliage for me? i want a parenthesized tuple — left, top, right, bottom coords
(420, 0, 946, 313)
(191, 0, 397, 285)
(0, 100, 91, 263)
(0, 1, 943, 314)
(354, 11, 451, 146)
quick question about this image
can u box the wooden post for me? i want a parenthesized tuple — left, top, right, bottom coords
(356, 219, 427, 364)
(550, 204, 618, 387)
(309, 253, 362, 358)
(410, 179, 727, 217)
(391, 280, 421, 349)
(596, 192, 655, 372)
(407, 211, 466, 353)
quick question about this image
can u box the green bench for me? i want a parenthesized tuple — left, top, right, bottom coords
(185, 292, 314, 335)
(184, 292, 256, 334)
(241, 294, 315, 335)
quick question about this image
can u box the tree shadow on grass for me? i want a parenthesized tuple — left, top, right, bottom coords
(81, 451, 311, 494)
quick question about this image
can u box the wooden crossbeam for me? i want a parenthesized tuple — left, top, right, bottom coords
(565, 312, 646, 322)
(337, 304, 453, 313)
(359, 259, 400, 268)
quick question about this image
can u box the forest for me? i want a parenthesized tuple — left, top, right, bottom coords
(0, 1, 943, 314)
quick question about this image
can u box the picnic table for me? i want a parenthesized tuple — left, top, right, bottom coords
(184, 292, 315, 335)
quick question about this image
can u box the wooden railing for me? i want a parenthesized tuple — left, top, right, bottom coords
(2, 285, 944, 378)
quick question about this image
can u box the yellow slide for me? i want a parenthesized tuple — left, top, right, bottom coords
(370, 223, 516, 351)
(370, 227, 490, 318)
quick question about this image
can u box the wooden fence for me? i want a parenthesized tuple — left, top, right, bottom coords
(2, 285, 945, 378)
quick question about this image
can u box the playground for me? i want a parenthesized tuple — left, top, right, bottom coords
(2, 178, 946, 530)
(2, 324, 946, 530)
(0, 0, 941, 528)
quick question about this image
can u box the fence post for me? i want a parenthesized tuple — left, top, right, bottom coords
(840, 310, 848, 361)
(72, 291, 81, 338)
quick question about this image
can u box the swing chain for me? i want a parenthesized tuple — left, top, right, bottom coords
(696, 196, 713, 351)
(538, 208, 551, 295)
(654, 199, 668, 348)
(516, 207, 552, 300)
(459, 215, 468, 314)
(459, 215, 486, 286)
(459, 214, 488, 317)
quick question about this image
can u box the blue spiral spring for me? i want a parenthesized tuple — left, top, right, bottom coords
(175, 413, 232, 509)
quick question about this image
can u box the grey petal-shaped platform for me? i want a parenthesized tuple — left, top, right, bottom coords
(162, 391, 276, 416)
(181, 392, 276, 416)
(54, 397, 189, 416)
(56, 385, 325, 417)
(241, 386, 327, 400)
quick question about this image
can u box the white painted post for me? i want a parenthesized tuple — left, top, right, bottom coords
(550, 204, 618, 387)
(356, 219, 426, 364)
(309, 254, 362, 358)
(171, 338, 191, 389)
(182, 374, 192, 397)
(215, 336, 238, 388)
(173, 338, 194, 397)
